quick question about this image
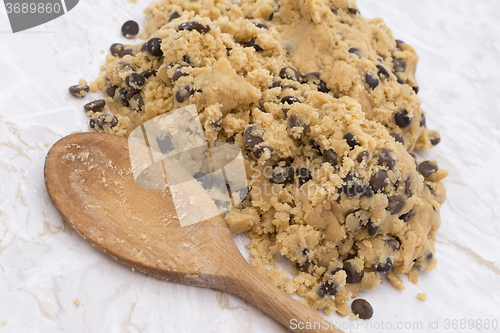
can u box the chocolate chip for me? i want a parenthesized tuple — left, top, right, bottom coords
(289, 116, 307, 132)
(296, 168, 312, 186)
(121, 48, 133, 57)
(331, 8, 338, 15)
(357, 151, 369, 163)
(296, 261, 311, 272)
(318, 280, 339, 298)
(126, 88, 141, 100)
(348, 8, 359, 14)
(268, 10, 279, 20)
(169, 12, 180, 22)
(376, 64, 391, 80)
(172, 66, 189, 82)
(400, 209, 415, 222)
(68, 85, 89, 98)
(387, 196, 405, 215)
(396, 39, 405, 49)
(351, 299, 373, 320)
(281, 95, 301, 105)
(244, 38, 263, 51)
(254, 21, 268, 29)
(96, 114, 118, 128)
(125, 73, 146, 89)
(270, 165, 290, 184)
(210, 118, 222, 131)
(140, 43, 148, 53)
(269, 81, 281, 88)
(395, 109, 412, 128)
(182, 55, 194, 67)
(405, 177, 412, 196)
(344, 132, 360, 149)
(310, 139, 321, 153)
(110, 43, 125, 57)
(122, 20, 139, 38)
(318, 80, 330, 93)
(322, 149, 337, 166)
(129, 93, 143, 111)
(425, 252, 434, 262)
(89, 118, 96, 129)
(301, 72, 320, 82)
(373, 257, 393, 273)
(342, 175, 365, 197)
(420, 113, 426, 127)
(84, 100, 106, 112)
(118, 88, 129, 106)
(378, 149, 396, 170)
(418, 161, 438, 178)
(252, 145, 273, 159)
(146, 37, 163, 57)
(385, 237, 401, 251)
(343, 262, 362, 284)
(391, 133, 405, 145)
(243, 125, 264, 148)
(425, 182, 436, 195)
(370, 171, 389, 192)
(394, 177, 400, 189)
(365, 73, 379, 89)
(279, 67, 300, 81)
(349, 47, 362, 56)
(142, 69, 156, 78)
(106, 85, 117, 98)
(282, 84, 298, 90)
(393, 58, 406, 72)
(367, 221, 380, 237)
(178, 21, 211, 33)
(175, 83, 194, 103)
(430, 132, 441, 145)
(395, 74, 405, 84)
(364, 185, 373, 197)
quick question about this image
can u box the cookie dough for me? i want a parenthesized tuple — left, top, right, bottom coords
(84, 0, 446, 315)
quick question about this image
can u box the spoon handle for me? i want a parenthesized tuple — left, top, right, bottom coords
(221, 260, 344, 333)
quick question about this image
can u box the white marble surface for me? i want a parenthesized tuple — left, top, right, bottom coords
(1, 0, 500, 332)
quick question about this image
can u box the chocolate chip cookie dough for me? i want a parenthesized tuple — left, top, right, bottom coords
(83, 0, 447, 315)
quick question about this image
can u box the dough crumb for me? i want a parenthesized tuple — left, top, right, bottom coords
(388, 271, 405, 290)
(1, 320, 7, 326)
(73, 298, 81, 306)
(417, 292, 427, 301)
(408, 268, 420, 285)
(349, 313, 359, 321)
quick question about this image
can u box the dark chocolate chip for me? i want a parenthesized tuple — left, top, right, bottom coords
(268, 10, 279, 20)
(310, 139, 321, 153)
(210, 118, 222, 131)
(178, 21, 211, 33)
(146, 37, 163, 57)
(385, 237, 401, 251)
(343, 262, 362, 284)
(395, 109, 412, 128)
(174, 83, 194, 103)
(106, 85, 117, 98)
(412, 86, 419, 94)
(173, 66, 189, 82)
(331, 8, 338, 15)
(252, 145, 273, 159)
(348, 8, 359, 14)
(281, 95, 301, 105)
(357, 151, 369, 163)
(376, 64, 391, 80)
(89, 118, 96, 129)
(367, 221, 380, 237)
(126, 88, 141, 100)
(318, 80, 330, 93)
(318, 280, 339, 298)
(84, 100, 106, 112)
(420, 113, 426, 127)
(342, 175, 365, 197)
(387, 196, 405, 215)
(425, 252, 434, 262)
(142, 69, 156, 78)
(289, 116, 307, 132)
(110, 43, 125, 57)
(270, 165, 290, 184)
(394, 177, 401, 189)
(96, 114, 118, 128)
(365, 73, 379, 89)
(373, 257, 393, 273)
(395, 74, 405, 84)
(282, 84, 298, 90)
(68, 85, 89, 98)
(122, 20, 139, 38)
(243, 125, 264, 148)
(140, 43, 148, 53)
(344, 132, 360, 149)
(279, 67, 300, 81)
(244, 38, 263, 52)
(378, 149, 396, 170)
(269, 81, 282, 88)
(418, 161, 438, 178)
(157, 135, 174, 154)
(301, 72, 320, 82)
(364, 185, 373, 197)
(129, 93, 143, 111)
(396, 39, 405, 49)
(125, 73, 146, 89)
(182, 55, 194, 67)
(393, 58, 406, 72)
(169, 12, 181, 22)
(322, 149, 337, 166)
(121, 48, 133, 57)
(391, 133, 405, 145)
(370, 170, 389, 192)
(296, 168, 312, 186)
(426, 183, 436, 195)
(296, 261, 311, 272)
(348, 47, 362, 56)
(405, 177, 412, 196)
(351, 299, 373, 320)
(430, 132, 441, 146)
(400, 209, 415, 222)
(118, 88, 129, 106)
(254, 21, 268, 29)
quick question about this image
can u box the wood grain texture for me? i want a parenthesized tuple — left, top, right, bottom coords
(44, 133, 344, 333)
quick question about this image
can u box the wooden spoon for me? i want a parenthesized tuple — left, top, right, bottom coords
(44, 133, 344, 333)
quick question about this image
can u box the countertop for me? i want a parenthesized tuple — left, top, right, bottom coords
(1, 0, 500, 332)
